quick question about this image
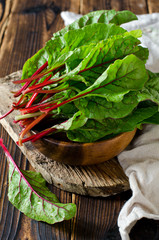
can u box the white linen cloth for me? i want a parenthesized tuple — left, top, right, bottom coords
(60, 11, 159, 240)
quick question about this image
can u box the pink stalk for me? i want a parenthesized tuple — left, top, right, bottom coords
(31, 128, 56, 142)
(39, 94, 52, 103)
(17, 134, 35, 144)
(0, 108, 14, 120)
(31, 88, 67, 94)
(20, 59, 115, 96)
(43, 76, 123, 114)
(26, 74, 52, 108)
(22, 78, 63, 95)
(13, 65, 61, 84)
(32, 61, 48, 76)
(19, 101, 56, 114)
(18, 112, 48, 146)
(18, 119, 33, 130)
(13, 102, 27, 109)
(13, 95, 26, 107)
(14, 61, 48, 97)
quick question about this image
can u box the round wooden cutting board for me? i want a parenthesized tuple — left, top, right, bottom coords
(0, 71, 130, 197)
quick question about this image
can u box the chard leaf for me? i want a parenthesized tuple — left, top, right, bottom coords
(72, 34, 141, 69)
(75, 92, 139, 120)
(0, 139, 76, 224)
(124, 29, 142, 38)
(67, 106, 158, 142)
(16, 10, 156, 145)
(54, 10, 137, 38)
(49, 34, 146, 87)
(62, 23, 126, 52)
(78, 54, 148, 102)
(21, 10, 138, 79)
(142, 112, 159, 124)
(138, 71, 159, 104)
(47, 23, 127, 67)
(44, 37, 66, 66)
(58, 102, 79, 118)
(75, 36, 145, 84)
(132, 46, 149, 63)
(21, 48, 49, 79)
(54, 111, 88, 131)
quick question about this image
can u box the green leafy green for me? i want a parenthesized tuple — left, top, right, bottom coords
(54, 10, 137, 38)
(74, 54, 148, 102)
(21, 48, 49, 80)
(21, 9, 138, 80)
(4, 10, 159, 145)
(75, 92, 139, 120)
(138, 71, 159, 104)
(46, 23, 127, 68)
(0, 139, 76, 224)
(67, 105, 158, 142)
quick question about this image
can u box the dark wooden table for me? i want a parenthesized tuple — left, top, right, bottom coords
(0, 1, 159, 239)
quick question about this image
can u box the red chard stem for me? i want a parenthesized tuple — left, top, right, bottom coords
(26, 74, 52, 108)
(14, 61, 48, 97)
(0, 108, 14, 120)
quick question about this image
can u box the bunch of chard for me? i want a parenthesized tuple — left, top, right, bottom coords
(1, 9, 159, 145)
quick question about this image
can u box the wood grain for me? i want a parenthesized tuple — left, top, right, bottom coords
(81, 0, 148, 14)
(147, 0, 159, 13)
(1, 0, 159, 239)
(112, 0, 148, 13)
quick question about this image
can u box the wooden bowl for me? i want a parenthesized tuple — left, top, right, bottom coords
(31, 128, 137, 166)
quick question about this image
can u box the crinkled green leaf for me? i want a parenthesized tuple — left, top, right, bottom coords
(142, 112, 159, 124)
(62, 23, 126, 52)
(124, 29, 142, 38)
(73, 35, 145, 85)
(21, 48, 49, 80)
(67, 105, 158, 142)
(133, 46, 149, 63)
(75, 92, 139, 120)
(46, 29, 144, 72)
(53, 10, 137, 38)
(138, 71, 159, 104)
(48, 34, 146, 89)
(21, 10, 138, 80)
(58, 102, 79, 118)
(75, 54, 148, 103)
(8, 163, 76, 224)
(22, 19, 139, 79)
(47, 23, 127, 67)
(54, 111, 88, 131)
(0, 139, 76, 224)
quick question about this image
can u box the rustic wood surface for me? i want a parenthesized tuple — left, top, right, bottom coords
(0, 0, 159, 239)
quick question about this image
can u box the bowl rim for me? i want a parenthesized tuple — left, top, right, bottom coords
(33, 128, 137, 147)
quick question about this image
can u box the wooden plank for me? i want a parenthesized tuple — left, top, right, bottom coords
(80, 0, 148, 15)
(111, 0, 148, 14)
(147, 0, 159, 13)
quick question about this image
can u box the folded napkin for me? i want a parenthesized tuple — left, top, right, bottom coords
(61, 11, 159, 240)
